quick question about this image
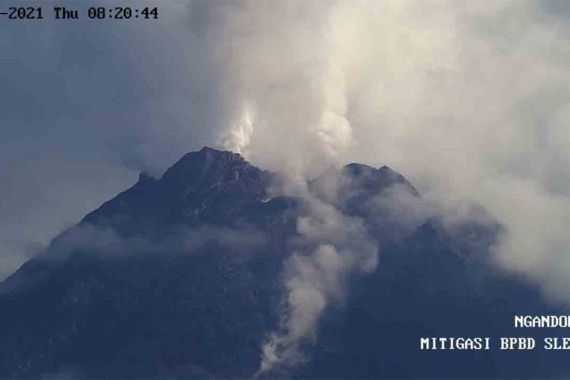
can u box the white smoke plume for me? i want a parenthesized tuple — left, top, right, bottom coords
(219, 102, 256, 155)
(199, 0, 570, 305)
(3, 0, 569, 373)
(188, 0, 570, 371)
(5, 1, 570, 304)
(209, 1, 354, 177)
(210, 6, 379, 367)
(257, 192, 378, 375)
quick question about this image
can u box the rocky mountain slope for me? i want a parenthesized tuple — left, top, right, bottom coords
(0, 147, 568, 379)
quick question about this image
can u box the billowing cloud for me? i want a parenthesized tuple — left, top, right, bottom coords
(206, 0, 570, 306)
(2, 0, 570, 363)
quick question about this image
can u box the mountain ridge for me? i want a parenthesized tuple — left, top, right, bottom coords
(0, 147, 568, 379)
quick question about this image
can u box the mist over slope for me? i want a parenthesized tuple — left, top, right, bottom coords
(1, 147, 568, 379)
(2, 0, 570, 310)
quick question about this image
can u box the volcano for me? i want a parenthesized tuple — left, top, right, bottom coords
(0, 147, 568, 379)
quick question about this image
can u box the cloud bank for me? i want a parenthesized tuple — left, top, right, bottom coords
(203, 1, 570, 367)
(206, 1, 570, 305)
(2, 0, 570, 369)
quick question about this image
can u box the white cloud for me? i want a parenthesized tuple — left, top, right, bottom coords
(208, 0, 570, 306)
(3, 0, 570, 369)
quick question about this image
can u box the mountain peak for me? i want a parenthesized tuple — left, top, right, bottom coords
(161, 146, 249, 182)
(199, 146, 243, 159)
(3, 146, 551, 380)
(81, 147, 270, 230)
(342, 163, 376, 177)
(342, 163, 399, 179)
(342, 162, 418, 196)
(180, 146, 244, 163)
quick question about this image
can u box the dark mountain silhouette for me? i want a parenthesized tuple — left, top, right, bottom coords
(0, 147, 568, 379)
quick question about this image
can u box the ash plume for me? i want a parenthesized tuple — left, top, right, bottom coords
(195, 1, 570, 307)
(257, 189, 378, 375)
(186, 0, 570, 371)
(3, 0, 570, 374)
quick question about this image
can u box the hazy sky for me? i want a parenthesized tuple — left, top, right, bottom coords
(1, 1, 210, 278)
(2, 0, 570, 307)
